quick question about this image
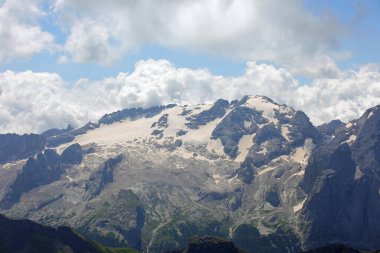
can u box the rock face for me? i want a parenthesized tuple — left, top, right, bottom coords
(0, 133, 45, 164)
(0, 149, 63, 209)
(1, 96, 380, 253)
(186, 99, 230, 129)
(85, 155, 123, 198)
(61, 143, 83, 164)
(301, 105, 380, 250)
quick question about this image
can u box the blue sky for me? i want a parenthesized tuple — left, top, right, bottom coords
(0, 0, 380, 133)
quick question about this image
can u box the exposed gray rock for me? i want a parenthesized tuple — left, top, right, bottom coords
(186, 99, 230, 129)
(45, 122, 97, 147)
(212, 106, 264, 158)
(152, 114, 169, 128)
(317, 119, 344, 142)
(61, 143, 83, 165)
(85, 155, 123, 199)
(301, 105, 380, 251)
(0, 133, 45, 164)
(176, 129, 187, 136)
(0, 149, 63, 209)
(41, 124, 73, 137)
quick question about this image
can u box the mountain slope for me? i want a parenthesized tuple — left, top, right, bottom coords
(0, 95, 379, 252)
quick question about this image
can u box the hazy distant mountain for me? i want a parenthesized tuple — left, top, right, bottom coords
(0, 95, 379, 253)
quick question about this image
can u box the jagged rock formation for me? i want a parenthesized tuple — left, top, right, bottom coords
(85, 155, 123, 199)
(0, 133, 45, 164)
(0, 144, 83, 209)
(300, 105, 380, 250)
(0, 149, 62, 209)
(0, 96, 379, 253)
(61, 143, 83, 164)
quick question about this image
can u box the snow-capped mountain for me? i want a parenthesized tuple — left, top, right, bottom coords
(0, 95, 379, 253)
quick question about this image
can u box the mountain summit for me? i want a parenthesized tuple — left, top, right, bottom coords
(0, 95, 379, 253)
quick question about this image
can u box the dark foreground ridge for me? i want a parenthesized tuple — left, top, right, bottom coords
(0, 214, 137, 253)
(166, 236, 246, 253)
(302, 244, 380, 253)
(1, 214, 379, 253)
(166, 237, 380, 253)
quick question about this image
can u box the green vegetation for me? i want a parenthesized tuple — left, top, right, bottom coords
(93, 241, 139, 253)
(149, 208, 232, 252)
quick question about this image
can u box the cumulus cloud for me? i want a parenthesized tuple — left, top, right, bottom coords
(291, 64, 380, 124)
(1, 59, 380, 134)
(53, 0, 346, 77)
(0, 0, 54, 61)
(61, 19, 117, 64)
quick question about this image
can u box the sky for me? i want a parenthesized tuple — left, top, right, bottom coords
(0, 0, 379, 134)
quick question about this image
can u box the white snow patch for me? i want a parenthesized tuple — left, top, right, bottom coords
(281, 124, 291, 142)
(345, 122, 353, 128)
(257, 165, 276, 175)
(354, 166, 364, 180)
(257, 146, 268, 155)
(235, 134, 255, 162)
(228, 174, 238, 184)
(368, 111, 374, 119)
(291, 138, 314, 165)
(75, 114, 160, 145)
(72, 103, 229, 161)
(162, 106, 188, 136)
(293, 198, 307, 213)
(212, 174, 223, 184)
(244, 120, 251, 129)
(288, 170, 305, 180)
(66, 175, 74, 183)
(345, 134, 357, 145)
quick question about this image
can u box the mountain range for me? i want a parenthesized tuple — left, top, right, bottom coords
(0, 95, 379, 253)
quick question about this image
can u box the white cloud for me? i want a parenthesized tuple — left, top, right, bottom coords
(53, 0, 346, 77)
(0, 0, 54, 61)
(290, 64, 380, 125)
(1, 59, 379, 134)
(62, 19, 117, 65)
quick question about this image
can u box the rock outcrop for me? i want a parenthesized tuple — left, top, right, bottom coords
(0, 133, 45, 164)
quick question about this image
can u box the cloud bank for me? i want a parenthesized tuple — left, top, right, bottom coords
(53, 0, 345, 77)
(1, 59, 379, 134)
(0, 0, 349, 77)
